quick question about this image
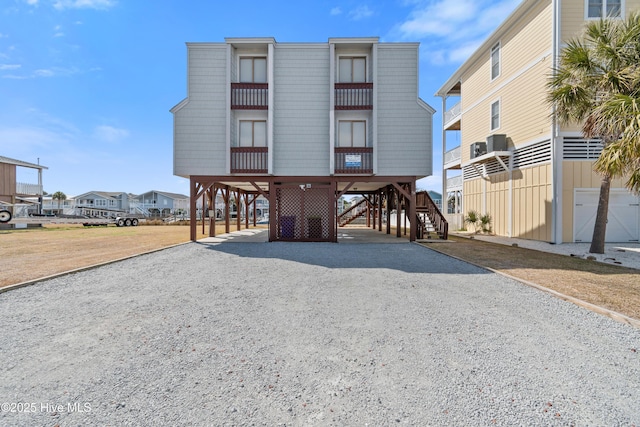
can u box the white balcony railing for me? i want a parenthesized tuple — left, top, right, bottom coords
(444, 101, 461, 126)
(446, 175, 463, 190)
(444, 146, 461, 167)
(16, 182, 43, 195)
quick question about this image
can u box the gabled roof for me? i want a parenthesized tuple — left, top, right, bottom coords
(0, 155, 49, 170)
(136, 190, 189, 200)
(74, 191, 128, 199)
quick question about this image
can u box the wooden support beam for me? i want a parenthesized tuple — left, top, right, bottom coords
(409, 180, 416, 242)
(235, 189, 241, 231)
(223, 186, 230, 233)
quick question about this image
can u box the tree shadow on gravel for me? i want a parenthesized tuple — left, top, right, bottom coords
(198, 241, 489, 274)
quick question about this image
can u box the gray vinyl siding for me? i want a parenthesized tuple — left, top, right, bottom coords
(173, 44, 227, 177)
(376, 44, 432, 177)
(273, 45, 330, 175)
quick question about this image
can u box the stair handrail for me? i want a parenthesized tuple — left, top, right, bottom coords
(338, 198, 370, 225)
(416, 191, 448, 239)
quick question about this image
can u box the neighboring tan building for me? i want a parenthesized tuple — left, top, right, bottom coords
(437, 0, 640, 243)
(172, 37, 435, 242)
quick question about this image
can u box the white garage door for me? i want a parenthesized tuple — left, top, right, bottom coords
(574, 189, 640, 243)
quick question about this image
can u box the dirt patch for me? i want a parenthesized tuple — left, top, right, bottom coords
(420, 236, 640, 320)
(0, 223, 261, 288)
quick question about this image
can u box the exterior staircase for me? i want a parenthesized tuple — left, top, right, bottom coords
(416, 191, 448, 240)
(338, 198, 369, 226)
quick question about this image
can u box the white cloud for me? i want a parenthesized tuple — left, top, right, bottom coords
(330, 6, 342, 16)
(349, 5, 374, 20)
(396, 0, 520, 64)
(93, 125, 129, 143)
(52, 0, 116, 10)
(25, 0, 39, 5)
(34, 69, 55, 77)
(0, 64, 21, 70)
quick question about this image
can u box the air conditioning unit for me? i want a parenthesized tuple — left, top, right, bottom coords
(486, 134, 507, 152)
(470, 142, 487, 159)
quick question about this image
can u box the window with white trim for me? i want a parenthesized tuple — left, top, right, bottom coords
(239, 57, 267, 83)
(338, 57, 366, 83)
(491, 100, 500, 131)
(338, 120, 366, 147)
(239, 120, 267, 147)
(490, 42, 500, 80)
(586, 0, 622, 18)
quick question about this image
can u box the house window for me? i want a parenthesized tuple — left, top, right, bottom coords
(587, 0, 622, 18)
(95, 199, 106, 207)
(339, 57, 366, 83)
(239, 120, 267, 147)
(491, 100, 500, 131)
(491, 42, 500, 80)
(338, 120, 366, 147)
(239, 57, 267, 83)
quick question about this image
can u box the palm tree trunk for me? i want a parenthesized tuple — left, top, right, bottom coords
(589, 174, 611, 254)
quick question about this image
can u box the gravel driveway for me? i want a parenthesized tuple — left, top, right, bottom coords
(1, 241, 639, 426)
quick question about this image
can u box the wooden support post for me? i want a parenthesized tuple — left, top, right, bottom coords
(269, 182, 276, 242)
(385, 186, 391, 235)
(252, 195, 257, 227)
(409, 180, 417, 242)
(236, 189, 241, 231)
(244, 192, 249, 229)
(201, 192, 206, 236)
(190, 177, 197, 242)
(331, 180, 337, 242)
(396, 188, 401, 238)
(377, 191, 383, 232)
(224, 186, 230, 233)
(208, 186, 215, 237)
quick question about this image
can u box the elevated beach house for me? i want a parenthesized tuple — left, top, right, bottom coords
(172, 37, 435, 241)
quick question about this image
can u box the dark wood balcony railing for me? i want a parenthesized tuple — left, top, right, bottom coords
(231, 83, 268, 109)
(334, 83, 373, 110)
(334, 147, 373, 174)
(230, 147, 268, 173)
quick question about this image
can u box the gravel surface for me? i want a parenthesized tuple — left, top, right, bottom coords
(1, 241, 639, 426)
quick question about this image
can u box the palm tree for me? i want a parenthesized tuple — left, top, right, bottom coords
(52, 191, 67, 213)
(547, 13, 640, 253)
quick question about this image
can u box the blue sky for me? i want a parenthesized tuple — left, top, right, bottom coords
(1, 0, 521, 197)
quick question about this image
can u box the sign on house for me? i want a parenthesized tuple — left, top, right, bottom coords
(345, 154, 362, 168)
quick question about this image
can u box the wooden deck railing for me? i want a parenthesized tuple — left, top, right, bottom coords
(230, 147, 268, 173)
(231, 83, 268, 109)
(334, 147, 373, 174)
(416, 190, 448, 239)
(334, 83, 373, 110)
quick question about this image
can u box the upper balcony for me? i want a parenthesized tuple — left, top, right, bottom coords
(230, 147, 268, 174)
(16, 182, 43, 196)
(231, 83, 268, 110)
(443, 101, 461, 130)
(335, 83, 373, 110)
(443, 146, 461, 170)
(334, 147, 373, 174)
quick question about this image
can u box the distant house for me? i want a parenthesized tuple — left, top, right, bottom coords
(73, 191, 132, 218)
(0, 155, 48, 219)
(132, 190, 189, 217)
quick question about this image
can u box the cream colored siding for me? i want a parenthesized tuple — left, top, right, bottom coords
(563, 0, 640, 41)
(561, 0, 587, 40)
(512, 164, 552, 241)
(486, 172, 510, 236)
(460, 0, 553, 164)
(561, 161, 628, 242)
